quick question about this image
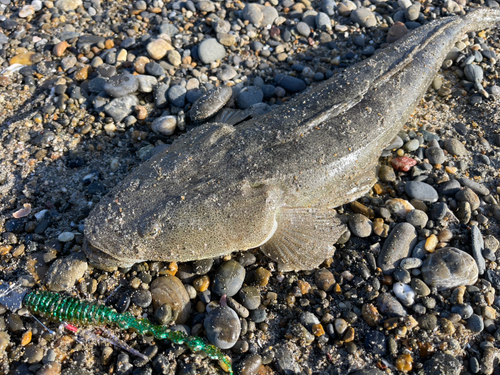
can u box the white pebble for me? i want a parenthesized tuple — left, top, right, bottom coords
(58, 232, 75, 242)
(393, 282, 415, 306)
(35, 209, 48, 220)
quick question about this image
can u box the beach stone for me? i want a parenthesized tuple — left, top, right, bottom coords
(411, 278, 431, 296)
(239, 286, 261, 310)
(467, 314, 484, 333)
(238, 86, 263, 109)
(391, 156, 417, 172)
(425, 147, 446, 165)
(242, 4, 263, 26)
(24, 344, 44, 364)
(168, 85, 187, 108)
(104, 95, 139, 123)
(104, 74, 138, 98)
(274, 74, 306, 93)
(456, 188, 480, 210)
(351, 369, 384, 375)
(151, 275, 191, 324)
(379, 165, 396, 182)
(145, 61, 165, 77)
(212, 260, 245, 297)
(44, 252, 88, 292)
(457, 177, 489, 196)
(204, 306, 240, 349)
(350, 8, 377, 27)
(418, 314, 437, 331)
(58, 232, 74, 242)
(146, 39, 173, 60)
(154, 82, 170, 108)
(444, 138, 468, 157)
(422, 247, 478, 290)
(238, 354, 262, 375)
(198, 38, 226, 64)
(151, 115, 177, 136)
(424, 352, 461, 375)
(296, 22, 311, 37)
(378, 222, 418, 274)
(316, 12, 332, 31)
(218, 65, 237, 81)
(387, 22, 408, 43)
(53, 41, 69, 57)
(406, 209, 428, 229)
(55, 0, 82, 11)
(377, 293, 407, 317)
(190, 85, 232, 122)
(260, 6, 279, 27)
(456, 201, 471, 224)
(471, 225, 485, 275)
(439, 180, 461, 195)
(405, 2, 421, 21)
(405, 181, 438, 203)
(136, 75, 157, 93)
(364, 330, 386, 355)
(464, 64, 483, 83)
(349, 213, 372, 238)
(167, 50, 181, 67)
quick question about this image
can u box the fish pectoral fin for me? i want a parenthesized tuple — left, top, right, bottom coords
(260, 207, 347, 272)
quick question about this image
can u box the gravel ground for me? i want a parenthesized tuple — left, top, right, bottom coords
(1, 0, 500, 374)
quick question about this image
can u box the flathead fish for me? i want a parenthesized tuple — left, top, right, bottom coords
(84, 8, 500, 271)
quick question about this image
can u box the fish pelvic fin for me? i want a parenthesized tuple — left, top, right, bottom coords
(260, 206, 347, 272)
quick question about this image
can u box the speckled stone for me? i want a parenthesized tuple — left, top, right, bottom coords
(378, 223, 418, 274)
(190, 85, 232, 122)
(424, 352, 462, 375)
(212, 260, 245, 297)
(422, 247, 478, 290)
(204, 306, 241, 349)
(44, 252, 88, 292)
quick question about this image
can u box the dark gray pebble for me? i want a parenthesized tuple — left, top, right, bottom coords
(405, 181, 438, 203)
(377, 293, 407, 317)
(378, 222, 418, 274)
(237, 86, 263, 109)
(364, 330, 386, 356)
(104, 74, 139, 98)
(249, 306, 267, 323)
(349, 213, 372, 238)
(238, 354, 262, 375)
(204, 306, 241, 349)
(424, 352, 462, 375)
(457, 177, 489, 196)
(212, 260, 245, 297)
(239, 286, 261, 310)
(425, 146, 446, 165)
(439, 180, 461, 195)
(132, 289, 152, 308)
(190, 85, 232, 122)
(418, 314, 437, 331)
(167, 85, 187, 108)
(274, 74, 306, 93)
(467, 314, 484, 333)
(275, 345, 301, 374)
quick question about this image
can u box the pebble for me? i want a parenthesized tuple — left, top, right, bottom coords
(104, 74, 139, 98)
(464, 64, 483, 83)
(190, 85, 232, 122)
(238, 86, 264, 109)
(146, 39, 173, 60)
(275, 345, 301, 374)
(405, 181, 438, 203)
(57, 232, 74, 242)
(274, 74, 306, 93)
(425, 146, 446, 165)
(212, 260, 245, 297)
(55, 0, 82, 11)
(239, 286, 261, 310)
(204, 306, 241, 349)
(348, 213, 373, 238)
(150, 276, 191, 324)
(104, 95, 139, 123)
(471, 225, 486, 275)
(378, 222, 418, 274)
(377, 293, 407, 317)
(467, 314, 484, 333)
(238, 354, 262, 375)
(168, 85, 187, 108)
(457, 177, 489, 196)
(132, 289, 152, 308)
(350, 8, 377, 28)
(44, 252, 88, 292)
(406, 209, 428, 228)
(444, 138, 468, 157)
(424, 352, 462, 375)
(198, 38, 226, 64)
(422, 247, 479, 290)
(24, 343, 44, 364)
(364, 330, 386, 355)
(393, 282, 415, 305)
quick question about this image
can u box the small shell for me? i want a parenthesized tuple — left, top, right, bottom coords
(13, 203, 32, 218)
(393, 282, 415, 306)
(150, 276, 191, 324)
(385, 198, 414, 217)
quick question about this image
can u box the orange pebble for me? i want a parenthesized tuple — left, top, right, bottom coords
(395, 354, 413, 372)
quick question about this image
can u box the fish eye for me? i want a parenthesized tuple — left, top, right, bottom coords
(139, 221, 161, 239)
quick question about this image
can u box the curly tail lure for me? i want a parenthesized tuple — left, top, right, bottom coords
(24, 290, 233, 374)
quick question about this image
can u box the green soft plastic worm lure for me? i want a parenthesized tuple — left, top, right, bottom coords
(23, 290, 233, 374)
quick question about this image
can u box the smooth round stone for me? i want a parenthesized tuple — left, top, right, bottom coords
(168, 85, 187, 107)
(104, 96, 139, 123)
(58, 231, 74, 242)
(190, 85, 232, 122)
(425, 146, 446, 165)
(117, 293, 131, 313)
(405, 181, 438, 203)
(400, 257, 423, 269)
(242, 3, 263, 25)
(429, 202, 448, 221)
(350, 8, 377, 27)
(393, 268, 411, 284)
(378, 222, 418, 274)
(403, 139, 420, 152)
(260, 5, 278, 27)
(198, 38, 226, 64)
(406, 209, 428, 229)
(151, 275, 191, 324)
(237, 86, 263, 109)
(212, 260, 245, 297)
(274, 74, 306, 93)
(377, 293, 407, 317)
(249, 306, 267, 323)
(439, 180, 461, 195)
(155, 303, 173, 325)
(132, 289, 152, 308)
(24, 344, 44, 364)
(411, 278, 431, 296)
(464, 64, 483, 83)
(418, 314, 437, 331)
(422, 247, 478, 290)
(348, 213, 372, 238)
(146, 39, 172, 60)
(296, 22, 311, 37)
(456, 188, 480, 210)
(451, 304, 473, 319)
(405, 2, 421, 21)
(151, 116, 177, 136)
(467, 314, 484, 333)
(104, 74, 139, 98)
(424, 352, 462, 375)
(444, 138, 468, 157)
(378, 165, 396, 182)
(316, 12, 332, 31)
(136, 75, 158, 93)
(204, 306, 241, 349)
(55, 0, 82, 11)
(364, 330, 386, 356)
(193, 258, 213, 275)
(238, 354, 262, 375)
(145, 61, 165, 77)
(218, 65, 237, 81)
(239, 286, 261, 310)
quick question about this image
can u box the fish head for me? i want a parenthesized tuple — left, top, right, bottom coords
(84, 124, 283, 270)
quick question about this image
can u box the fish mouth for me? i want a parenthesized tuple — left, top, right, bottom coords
(83, 238, 139, 271)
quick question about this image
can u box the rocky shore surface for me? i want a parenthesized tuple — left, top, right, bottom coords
(1, 0, 500, 374)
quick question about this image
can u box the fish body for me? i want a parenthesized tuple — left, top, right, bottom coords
(84, 9, 500, 271)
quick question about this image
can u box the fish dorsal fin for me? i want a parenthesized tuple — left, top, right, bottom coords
(260, 207, 347, 272)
